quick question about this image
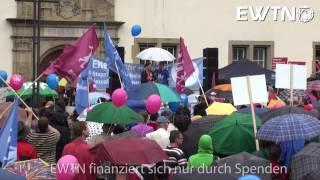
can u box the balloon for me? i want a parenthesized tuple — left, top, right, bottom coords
(112, 88, 128, 107)
(146, 94, 162, 114)
(168, 102, 180, 112)
(131, 25, 142, 37)
(9, 74, 24, 91)
(180, 94, 188, 106)
(56, 155, 79, 180)
(0, 70, 8, 85)
(46, 74, 59, 90)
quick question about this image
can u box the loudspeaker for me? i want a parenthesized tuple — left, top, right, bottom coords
(203, 48, 218, 91)
(109, 47, 125, 92)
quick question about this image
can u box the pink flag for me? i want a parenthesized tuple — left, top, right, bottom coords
(176, 37, 195, 93)
(44, 25, 99, 80)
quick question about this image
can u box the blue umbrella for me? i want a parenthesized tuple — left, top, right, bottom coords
(256, 114, 320, 143)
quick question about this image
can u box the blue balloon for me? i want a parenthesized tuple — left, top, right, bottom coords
(169, 102, 180, 112)
(46, 74, 59, 90)
(180, 94, 188, 106)
(131, 25, 142, 37)
(0, 70, 8, 85)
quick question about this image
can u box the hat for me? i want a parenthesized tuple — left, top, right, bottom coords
(156, 116, 169, 124)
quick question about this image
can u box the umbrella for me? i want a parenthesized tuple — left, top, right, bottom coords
(291, 143, 320, 180)
(267, 99, 286, 109)
(209, 113, 262, 155)
(136, 47, 175, 62)
(8, 82, 58, 99)
(89, 92, 111, 104)
(256, 114, 320, 142)
(182, 115, 225, 158)
(206, 102, 236, 115)
(217, 59, 274, 83)
(87, 102, 144, 125)
(278, 89, 308, 102)
(214, 84, 232, 91)
(0, 169, 25, 180)
(0, 102, 27, 128)
(90, 138, 167, 165)
(5, 158, 55, 180)
(128, 82, 180, 103)
(215, 152, 271, 180)
(261, 106, 316, 123)
(307, 80, 320, 91)
(237, 107, 269, 117)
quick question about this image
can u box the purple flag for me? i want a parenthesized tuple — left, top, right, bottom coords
(44, 25, 99, 80)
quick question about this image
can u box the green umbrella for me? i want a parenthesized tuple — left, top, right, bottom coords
(8, 82, 58, 99)
(87, 103, 144, 125)
(209, 112, 262, 156)
(128, 82, 180, 103)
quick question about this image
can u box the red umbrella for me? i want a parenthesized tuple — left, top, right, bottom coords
(90, 138, 167, 165)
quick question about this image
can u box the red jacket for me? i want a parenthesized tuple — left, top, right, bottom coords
(62, 139, 96, 180)
(17, 139, 37, 161)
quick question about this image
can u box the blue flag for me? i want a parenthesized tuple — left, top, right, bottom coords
(0, 98, 18, 168)
(75, 63, 90, 114)
(104, 23, 133, 89)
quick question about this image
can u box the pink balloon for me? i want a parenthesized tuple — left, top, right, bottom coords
(9, 74, 24, 91)
(112, 88, 128, 107)
(146, 94, 162, 114)
(56, 155, 79, 180)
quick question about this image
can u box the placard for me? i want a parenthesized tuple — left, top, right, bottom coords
(275, 64, 306, 90)
(272, 57, 288, 70)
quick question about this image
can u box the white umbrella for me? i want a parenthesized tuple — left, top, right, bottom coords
(136, 47, 175, 62)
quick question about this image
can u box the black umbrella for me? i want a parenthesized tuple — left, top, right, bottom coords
(261, 106, 316, 123)
(215, 152, 271, 180)
(182, 115, 224, 158)
(218, 59, 274, 83)
(291, 143, 320, 180)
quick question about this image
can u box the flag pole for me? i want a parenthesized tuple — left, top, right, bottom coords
(114, 61, 123, 88)
(0, 76, 39, 120)
(246, 76, 260, 151)
(193, 73, 209, 106)
(87, 78, 91, 107)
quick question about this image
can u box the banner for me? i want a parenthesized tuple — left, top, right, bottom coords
(272, 57, 288, 70)
(288, 61, 306, 65)
(90, 57, 109, 89)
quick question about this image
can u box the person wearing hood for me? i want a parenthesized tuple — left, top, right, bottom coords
(188, 134, 214, 168)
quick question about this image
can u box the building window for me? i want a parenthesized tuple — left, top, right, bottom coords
(232, 46, 247, 62)
(229, 41, 274, 69)
(253, 47, 267, 67)
(138, 43, 156, 64)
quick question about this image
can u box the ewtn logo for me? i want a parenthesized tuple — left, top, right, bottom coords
(236, 6, 314, 23)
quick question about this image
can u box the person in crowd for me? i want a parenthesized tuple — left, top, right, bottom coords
(131, 111, 154, 137)
(62, 121, 96, 180)
(161, 110, 177, 133)
(163, 130, 187, 171)
(146, 116, 170, 148)
(176, 105, 191, 118)
(173, 114, 191, 133)
(147, 113, 159, 130)
(155, 61, 169, 85)
(26, 116, 60, 165)
(252, 140, 274, 160)
(45, 99, 71, 161)
(193, 96, 208, 116)
(279, 139, 305, 168)
(302, 98, 313, 111)
(141, 62, 156, 83)
(188, 134, 214, 168)
(17, 110, 37, 161)
(269, 144, 288, 180)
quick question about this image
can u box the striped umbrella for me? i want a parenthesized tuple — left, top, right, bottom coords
(307, 80, 320, 91)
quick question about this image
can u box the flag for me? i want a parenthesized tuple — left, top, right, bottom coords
(176, 37, 195, 93)
(75, 62, 91, 114)
(44, 25, 99, 80)
(0, 98, 18, 168)
(104, 23, 133, 89)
